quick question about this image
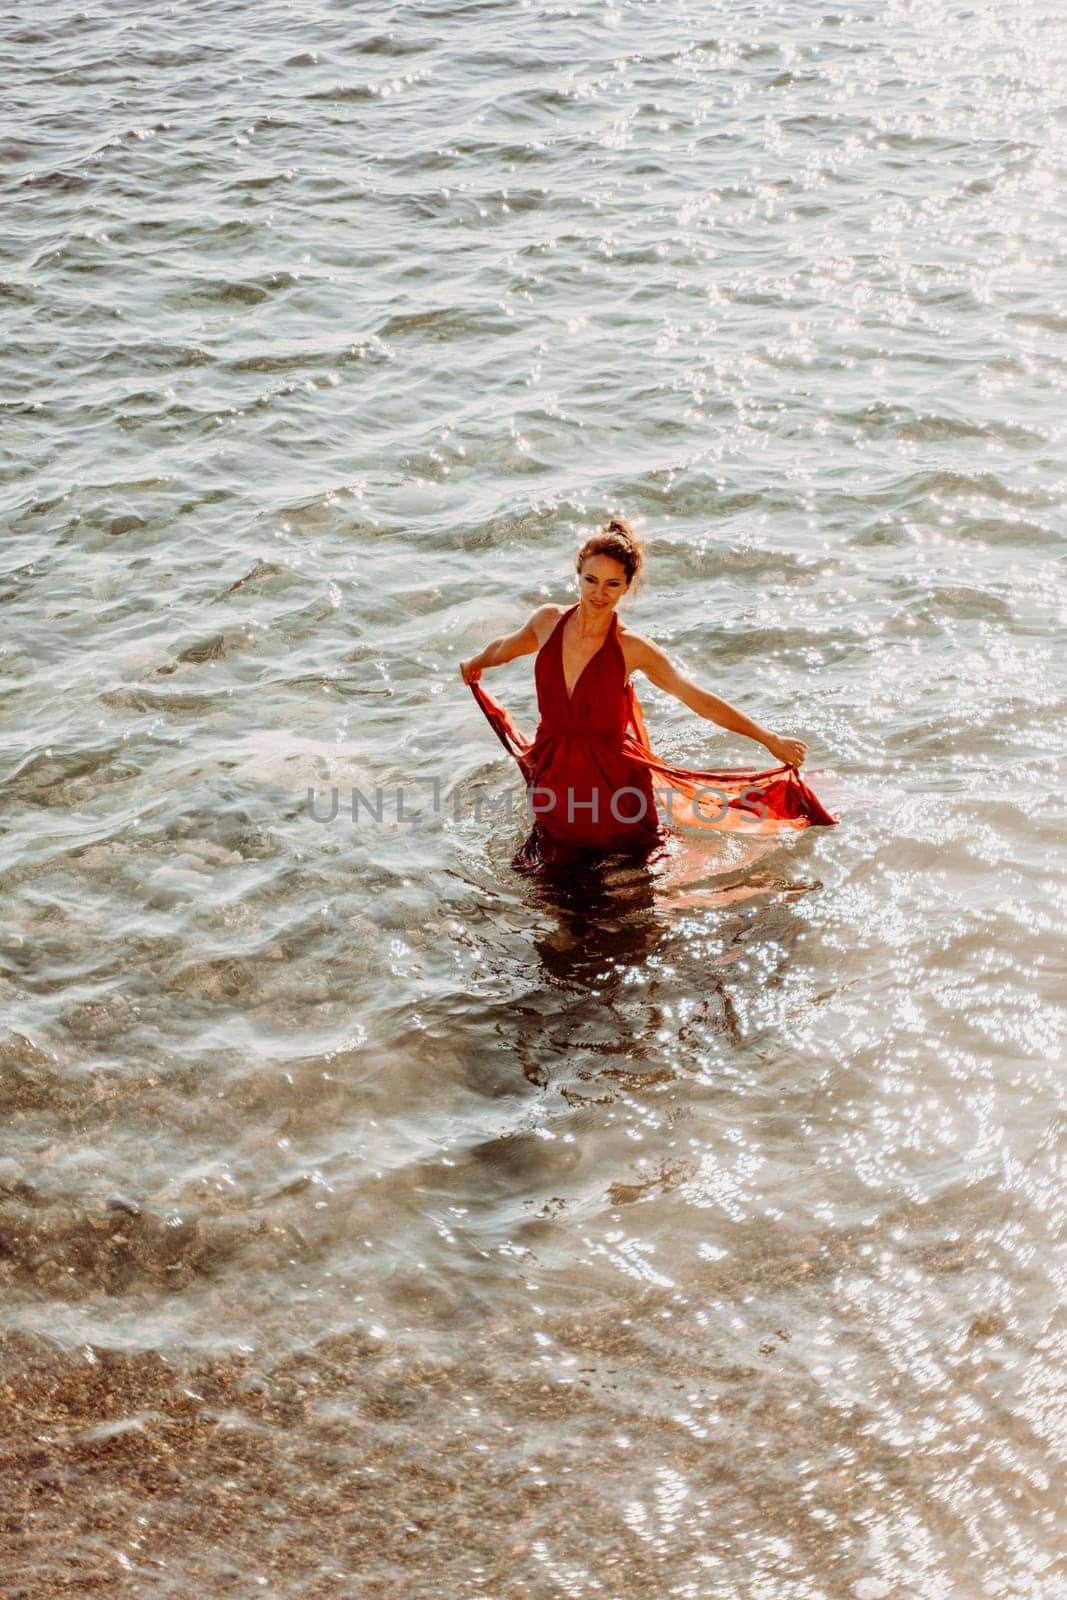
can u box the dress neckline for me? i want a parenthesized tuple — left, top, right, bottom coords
(558, 601, 617, 703)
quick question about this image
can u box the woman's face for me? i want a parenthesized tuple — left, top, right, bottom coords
(578, 554, 630, 609)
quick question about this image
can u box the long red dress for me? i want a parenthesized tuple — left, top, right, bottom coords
(469, 602, 836, 874)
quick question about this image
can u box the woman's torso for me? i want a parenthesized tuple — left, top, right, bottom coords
(529, 601, 650, 758)
(532, 602, 640, 696)
(523, 601, 661, 857)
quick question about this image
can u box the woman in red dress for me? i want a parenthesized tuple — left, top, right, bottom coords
(460, 517, 835, 874)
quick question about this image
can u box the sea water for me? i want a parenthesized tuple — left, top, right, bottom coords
(2, 0, 1065, 1595)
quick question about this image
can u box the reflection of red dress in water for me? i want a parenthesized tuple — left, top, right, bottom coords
(469, 602, 836, 874)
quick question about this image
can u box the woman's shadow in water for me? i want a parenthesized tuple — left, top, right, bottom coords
(511, 836, 808, 1088)
(527, 832, 792, 986)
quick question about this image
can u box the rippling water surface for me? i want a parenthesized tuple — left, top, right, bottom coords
(3, 0, 1066, 1595)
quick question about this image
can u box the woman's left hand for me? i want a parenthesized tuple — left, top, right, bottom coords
(764, 732, 807, 768)
(459, 658, 481, 685)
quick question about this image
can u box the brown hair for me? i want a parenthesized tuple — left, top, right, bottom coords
(575, 515, 644, 589)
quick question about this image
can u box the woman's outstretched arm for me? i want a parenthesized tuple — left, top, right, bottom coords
(630, 635, 808, 768)
(459, 605, 558, 685)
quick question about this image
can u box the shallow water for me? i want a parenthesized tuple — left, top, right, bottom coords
(2, 0, 1065, 1595)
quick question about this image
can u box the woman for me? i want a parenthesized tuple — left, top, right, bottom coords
(460, 517, 835, 874)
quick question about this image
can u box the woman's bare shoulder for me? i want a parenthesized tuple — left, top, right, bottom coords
(530, 603, 566, 646)
(616, 621, 658, 661)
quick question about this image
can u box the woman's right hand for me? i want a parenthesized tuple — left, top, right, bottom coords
(459, 657, 481, 685)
